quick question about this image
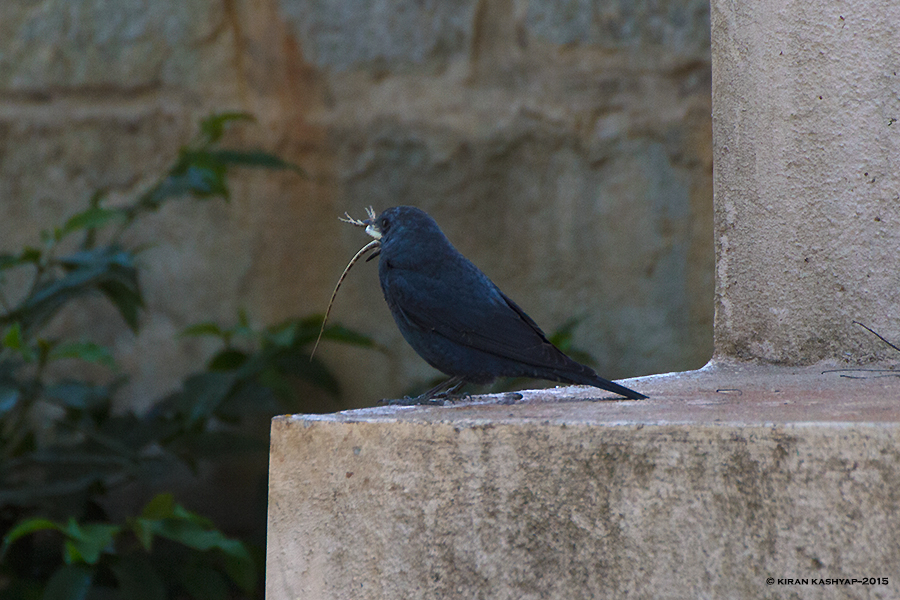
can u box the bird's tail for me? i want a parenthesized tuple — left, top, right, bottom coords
(536, 360, 648, 400)
(578, 372, 648, 400)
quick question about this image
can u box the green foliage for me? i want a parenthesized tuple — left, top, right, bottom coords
(178, 313, 380, 415)
(0, 112, 366, 599)
(0, 113, 303, 340)
(1, 494, 256, 600)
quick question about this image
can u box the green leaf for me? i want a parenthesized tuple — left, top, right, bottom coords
(139, 501, 233, 552)
(49, 341, 116, 368)
(147, 513, 259, 592)
(206, 348, 248, 372)
(131, 493, 181, 552)
(180, 322, 225, 339)
(282, 354, 340, 398)
(43, 381, 111, 412)
(1, 323, 36, 362)
(152, 520, 219, 551)
(265, 321, 298, 348)
(61, 519, 120, 565)
(173, 430, 268, 459)
(141, 493, 177, 520)
(169, 502, 214, 529)
(179, 563, 230, 600)
(21, 247, 42, 263)
(61, 246, 143, 331)
(0, 247, 41, 271)
(179, 372, 236, 426)
(138, 154, 229, 209)
(40, 564, 93, 600)
(111, 554, 166, 600)
(4, 247, 142, 334)
(60, 207, 122, 238)
(0, 383, 19, 416)
(98, 278, 143, 332)
(181, 161, 229, 199)
(218, 539, 257, 592)
(132, 519, 155, 552)
(138, 175, 200, 209)
(199, 112, 254, 143)
(206, 149, 306, 175)
(255, 367, 299, 403)
(3, 322, 24, 350)
(2, 518, 61, 559)
(0, 253, 19, 271)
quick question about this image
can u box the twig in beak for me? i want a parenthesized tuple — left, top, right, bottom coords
(310, 237, 381, 360)
(340, 206, 376, 228)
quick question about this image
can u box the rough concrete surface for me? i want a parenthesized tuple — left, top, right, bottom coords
(711, 0, 900, 364)
(0, 0, 713, 410)
(266, 362, 900, 599)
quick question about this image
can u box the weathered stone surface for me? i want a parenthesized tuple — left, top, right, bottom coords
(711, 0, 900, 363)
(0, 0, 231, 93)
(526, 0, 710, 60)
(278, 0, 476, 70)
(266, 363, 900, 599)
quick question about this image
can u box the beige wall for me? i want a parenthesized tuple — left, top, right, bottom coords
(0, 0, 713, 408)
(711, 0, 900, 363)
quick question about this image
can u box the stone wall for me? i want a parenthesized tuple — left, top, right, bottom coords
(0, 0, 713, 409)
(712, 0, 900, 363)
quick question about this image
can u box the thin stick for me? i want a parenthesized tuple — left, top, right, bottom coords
(853, 320, 900, 354)
(339, 206, 376, 228)
(310, 238, 381, 360)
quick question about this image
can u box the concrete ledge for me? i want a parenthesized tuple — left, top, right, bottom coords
(266, 362, 900, 599)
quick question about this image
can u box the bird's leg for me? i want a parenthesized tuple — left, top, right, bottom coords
(429, 376, 466, 398)
(383, 376, 466, 406)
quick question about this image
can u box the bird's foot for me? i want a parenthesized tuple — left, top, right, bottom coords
(379, 395, 445, 406)
(497, 392, 524, 405)
(377, 376, 468, 406)
(379, 389, 471, 406)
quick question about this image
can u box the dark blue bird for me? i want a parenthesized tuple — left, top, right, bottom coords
(361, 206, 647, 404)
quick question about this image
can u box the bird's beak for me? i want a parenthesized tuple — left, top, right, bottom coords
(364, 219, 383, 240)
(339, 207, 381, 260)
(362, 210, 383, 261)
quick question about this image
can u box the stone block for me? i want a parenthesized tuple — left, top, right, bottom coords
(266, 363, 900, 599)
(278, 0, 477, 70)
(526, 0, 710, 61)
(711, 0, 900, 362)
(0, 0, 230, 93)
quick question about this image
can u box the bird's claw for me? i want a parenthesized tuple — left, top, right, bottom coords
(378, 396, 441, 406)
(378, 390, 471, 406)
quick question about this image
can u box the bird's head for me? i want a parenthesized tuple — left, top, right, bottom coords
(340, 205, 451, 267)
(363, 206, 448, 261)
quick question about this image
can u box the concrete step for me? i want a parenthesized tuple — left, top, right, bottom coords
(266, 361, 900, 599)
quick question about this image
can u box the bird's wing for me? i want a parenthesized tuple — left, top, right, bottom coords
(384, 265, 575, 371)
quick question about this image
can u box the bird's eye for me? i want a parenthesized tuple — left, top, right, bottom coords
(380, 217, 390, 231)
